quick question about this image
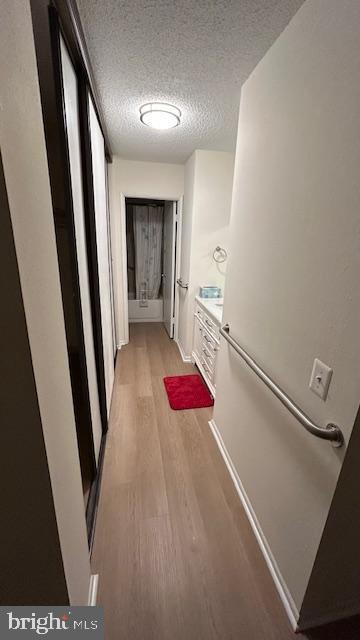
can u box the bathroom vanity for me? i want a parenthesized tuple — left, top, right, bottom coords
(192, 296, 223, 397)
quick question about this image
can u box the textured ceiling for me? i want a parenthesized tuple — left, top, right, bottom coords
(77, 0, 304, 163)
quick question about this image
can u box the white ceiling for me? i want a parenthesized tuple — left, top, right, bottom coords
(77, 0, 304, 164)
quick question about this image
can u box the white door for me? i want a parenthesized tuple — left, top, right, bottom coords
(105, 164, 117, 356)
(163, 201, 177, 338)
(88, 96, 115, 416)
(60, 37, 102, 462)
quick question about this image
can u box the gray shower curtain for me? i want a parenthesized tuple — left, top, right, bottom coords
(133, 205, 163, 299)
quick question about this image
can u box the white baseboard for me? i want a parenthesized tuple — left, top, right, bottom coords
(117, 340, 126, 350)
(88, 574, 99, 606)
(175, 339, 192, 363)
(208, 418, 299, 631)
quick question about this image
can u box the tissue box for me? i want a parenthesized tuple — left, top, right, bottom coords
(199, 286, 222, 299)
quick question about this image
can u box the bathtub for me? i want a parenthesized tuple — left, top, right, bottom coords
(128, 297, 164, 322)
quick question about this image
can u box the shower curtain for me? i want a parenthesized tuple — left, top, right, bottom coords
(133, 205, 163, 299)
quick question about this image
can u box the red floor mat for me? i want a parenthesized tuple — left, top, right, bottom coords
(163, 374, 214, 410)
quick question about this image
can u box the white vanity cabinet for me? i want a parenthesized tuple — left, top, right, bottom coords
(192, 298, 222, 397)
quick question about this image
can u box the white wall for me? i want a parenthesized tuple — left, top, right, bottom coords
(177, 153, 196, 358)
(0, 0, 91, 604)
(109, 157, 184, 345)
(178, 150, 235, 358)
(213, 0, 360, 627)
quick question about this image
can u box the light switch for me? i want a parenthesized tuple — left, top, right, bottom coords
(309, 358, 333, 400)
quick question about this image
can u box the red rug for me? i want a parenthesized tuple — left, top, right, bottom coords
(163, 374, 214, 410)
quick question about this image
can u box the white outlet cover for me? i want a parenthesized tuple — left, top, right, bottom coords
(309, 358, 333, 400)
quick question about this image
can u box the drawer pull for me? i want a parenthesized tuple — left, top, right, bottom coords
(202, 347, 212, 359)
(205, 318, 213, 328)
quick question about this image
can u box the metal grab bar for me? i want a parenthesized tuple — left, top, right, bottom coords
(220, 324, 344, 448)
(177, 278, 189, 290)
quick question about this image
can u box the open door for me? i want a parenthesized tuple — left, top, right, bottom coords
(163, 201, 177, 338)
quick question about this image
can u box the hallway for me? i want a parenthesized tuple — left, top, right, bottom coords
(92, 323, 298, 639)
(4, 0, 360, 629)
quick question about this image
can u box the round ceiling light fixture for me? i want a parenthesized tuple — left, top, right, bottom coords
(139, 102, 181, 130)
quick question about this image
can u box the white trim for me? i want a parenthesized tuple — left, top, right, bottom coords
(117, 341, 126, 350)
(119, 193, 129, 345)
(173, 196, 183, 343)
(119, 193, 183, 345)
(105, 165, 117, 356)
(208, 418, 299, 631)
(88, 574, 99, 606)
(162, 200, 176, 338)
(176, 338, 192, 363)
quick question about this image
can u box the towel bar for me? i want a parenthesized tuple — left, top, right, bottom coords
(177, 278, 189, 290)
(220, 323, 344, 447)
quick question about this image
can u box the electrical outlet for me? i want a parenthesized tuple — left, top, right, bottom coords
(309, 358, 332, 400)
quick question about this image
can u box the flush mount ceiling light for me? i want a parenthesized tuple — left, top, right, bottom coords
(139, 102, 181, 130)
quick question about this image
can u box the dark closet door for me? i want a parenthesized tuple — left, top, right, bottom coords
(59, 33, 102, 464)
(81, 90, 115, 417)
(29, 2, 97, 507)
(30, 0, 113, 542)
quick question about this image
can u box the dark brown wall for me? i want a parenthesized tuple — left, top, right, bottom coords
(299, 408, 360, 627)
(0, 153, 69, 605)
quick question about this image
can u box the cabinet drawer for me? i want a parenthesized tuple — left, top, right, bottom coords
(201, 343, 215, 371)
(203, 314, 220, 342)
(193, 317, 203, 360)
(200, 356, 214, 383)
(202, 312, 216, 333)
(202, 328, 218, 354)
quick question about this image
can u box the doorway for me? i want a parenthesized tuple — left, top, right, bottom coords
(122, 195, 181, 342)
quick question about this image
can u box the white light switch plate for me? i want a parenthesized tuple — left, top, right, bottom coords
(309, 358, 332, 400)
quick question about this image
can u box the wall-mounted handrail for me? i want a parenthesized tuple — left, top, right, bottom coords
(220, 324, 344, 448)
(177, 278, 189, 290)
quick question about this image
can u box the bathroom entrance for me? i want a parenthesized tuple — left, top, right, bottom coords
(124, 197, 180, 339)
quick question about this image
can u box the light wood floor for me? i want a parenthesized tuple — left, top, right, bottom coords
(92, 323, 360, 640)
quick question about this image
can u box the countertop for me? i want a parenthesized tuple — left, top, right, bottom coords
(195, 296, 224, 325)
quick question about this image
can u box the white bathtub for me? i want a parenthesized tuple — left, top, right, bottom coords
(128, 298, 164, 322)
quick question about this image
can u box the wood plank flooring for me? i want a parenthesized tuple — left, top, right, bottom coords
(92, 323, 360, 640)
